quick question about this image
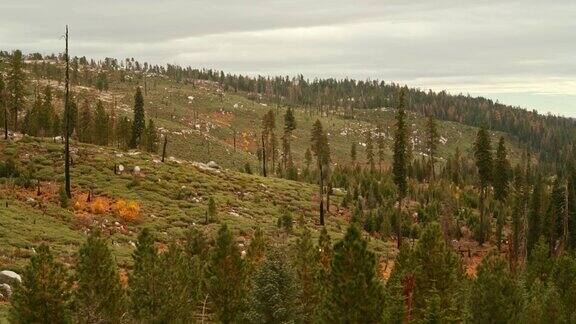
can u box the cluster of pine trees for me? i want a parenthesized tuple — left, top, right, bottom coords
(0, 50, 157, 153)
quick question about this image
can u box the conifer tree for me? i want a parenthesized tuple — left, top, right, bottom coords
(63, 100, 78, 138)
(10, 244, 72, 323)
(527, 177, 544, 258)
(78, 98, 93, 143)
(75, 229, 126, 323)
(311, 119, 330, 225)
(293, 229, 321, 322)
(130, 87, 145, 148)
(129, 228, 160, 320)
(245, 250, 302, 323)
(142, 119, 158, 153)
(365, 130, 375, 171)
(425, 115, 439, 180)
(474, 125, 493, 244)
(467, 252, 523, 323)
(246, 227, 267, 272)
(207, 224, 247, 324)
(93, 100, 109, 146)
(325, 225, 384, 323)
(493, 136, 510, 201)
(393, 89, 409, 202)
(282, 106, 296, 171)
(39, 86, 54, 137)
(116, 116, 131, 149)
(7, 50, 26, 131)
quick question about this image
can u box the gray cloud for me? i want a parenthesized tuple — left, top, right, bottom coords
(1, 0, 575, 116)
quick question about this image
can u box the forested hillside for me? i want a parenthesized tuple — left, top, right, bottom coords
(1, 49, 576, 322)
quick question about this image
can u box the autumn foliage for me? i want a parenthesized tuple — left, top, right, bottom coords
(113, 199, 140, 222)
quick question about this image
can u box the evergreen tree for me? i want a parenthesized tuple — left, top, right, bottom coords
(130, 87, 145, 148)
(0, 75, 7, 139)
(527, 176, 544, 258)
(282, 106, 296, 171)
(116, 116, 131, 149)
(63, 99, 78, 138)
(75, 229, 126, 323)
(393, 89, 409, 201)
(39, 86, 54, 137)
(142, 118, 158, 152)
(10, 244, 72, 323)
(207, 224, 247, 323)
(325, 225, 384, 323)
(467, 252, 524, 323)
(246, 227, 267, 272)
(365, 130, 375, 171)
(7, 50, 26, 131)
(93, 100, 109, 146)
(474, 125, 493, 244)
(493, 136, 510, 201)
(426, 115, 439, 180)
(311, 119, 330, 225)
(78, 98, 93, 143)
(129, 228, 160, 320)
(245, 250, 302, 323)
(293, 229, 321, 323)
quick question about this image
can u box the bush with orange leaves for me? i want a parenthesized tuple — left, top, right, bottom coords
(113, 199, 140, 222)
(90, 197, 109, 214)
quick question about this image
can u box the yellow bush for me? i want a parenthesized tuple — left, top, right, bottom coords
(114, 199, 140, 222)
(90, 197, 109, 214)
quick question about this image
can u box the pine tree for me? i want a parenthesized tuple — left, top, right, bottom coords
(311, 119, 330, 225)
(245, 250, 302, 323)
(467, 252, 523, 323)
(75, 229, 126, 323)
(325, 225, 384, 323)
(365, 130, 375, 171)
(426, 115, 439, 180)
(207, 224, 247, 323)
(474, 125, 493, 244)
(78, 98, 93, 143)
(93, 100, 109, 146)
(142, 119, 158, 152)
(393, 89, 409, 201)
(129, 228, 161, 320)
(493, 136, 510, 201)
(63, 99, 78, 138)
(7, 50, 26, 131)
(116, 116, 131, 149)
(527, 177, 544, 258)
(246, 227, 267, 272)
(293, 229, 321, 322)
(282, 106, 296, 171)
(10, 244, 72, 323)
(39, 86, 54, 137)
(155, 242, 199, 322)
(130, 87, 145, 148)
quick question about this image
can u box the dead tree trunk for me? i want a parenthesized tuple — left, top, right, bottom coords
(64, 25, 72, 199)
(161, 135, 168, 162)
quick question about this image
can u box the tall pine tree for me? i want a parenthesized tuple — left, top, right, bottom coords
(130, 87, 145, 148)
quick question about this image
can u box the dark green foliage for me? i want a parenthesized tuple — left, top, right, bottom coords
(7, 50, 26, 130)
(350, 142, 357, 166)
(467, 252, 524, 324)
(63, 100, 78, 138)
(324, 225, 384, 323)
(245, 250, 302, 323)
(292, 229, 321, 322)
(393, 89, 409, 199)
(77, 99, 93, 143)
(246, 227, 267, 272)
(527, 177, 544, 257)
(426, 115, 439, 179)
(93, 100, 109, 146)
(116, 116, 131, 149)
(130, 87, 145, 148)
(493, 137, 510, 201)
(474, 125, 493, 193)
(129, 228, 160, 320)
(365, 130, 375, 171)
(142, 118, 158, 152)
(10, 244, 72, 323)
(277, 210, 294, 233)
(75, 229, 126, 323)
(207, 224, 247, 323)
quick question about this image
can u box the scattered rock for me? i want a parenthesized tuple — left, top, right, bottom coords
(0, 270, 22, 285)
(133, 166, 141, 174)
(116, 164, 125, 174)
(207, 161, 220, 169)
(229, 211, 240, 217)
(0, 283, 11, 298)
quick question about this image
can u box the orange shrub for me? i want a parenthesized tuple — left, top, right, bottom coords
(113, 199, 140, 222)
(90, 197, 109, 214)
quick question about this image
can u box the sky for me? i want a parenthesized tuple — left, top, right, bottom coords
(1, 0, 575, 117)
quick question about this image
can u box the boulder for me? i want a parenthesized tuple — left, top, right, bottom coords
(0, 270, 21, 285)
(0, 283, 12, 298)
(207, 161, 220, 169)
(133, 166, 141, 174)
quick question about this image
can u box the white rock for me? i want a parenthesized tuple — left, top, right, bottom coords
(0, 283, 11, 298)
(0, 271, 21, 285)
(133, 166, 141, 174)
(207, 161, 220, 169)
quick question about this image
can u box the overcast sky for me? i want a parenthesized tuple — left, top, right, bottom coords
(1, 0, 575, 117)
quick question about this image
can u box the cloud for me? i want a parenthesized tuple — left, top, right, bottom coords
(1, 0, 575, 116)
